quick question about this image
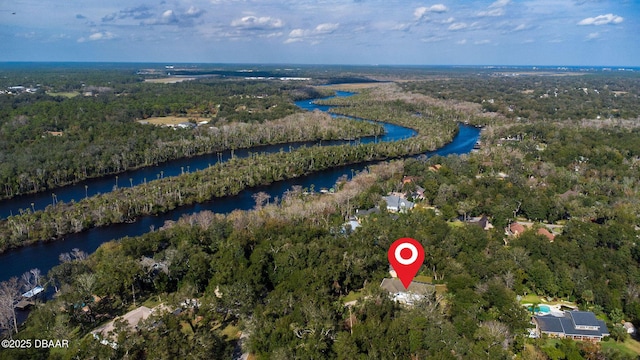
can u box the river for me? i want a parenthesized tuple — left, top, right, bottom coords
(0, 92, 413, 219)
(0, 91, 479, 284)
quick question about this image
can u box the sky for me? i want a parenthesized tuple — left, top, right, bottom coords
(1, 0, 638, 66)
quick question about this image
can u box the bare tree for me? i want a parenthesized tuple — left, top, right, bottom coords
(0, 278, 21, 337)
(475, 320, 512, 356)
(59, 252, 72, 263)
(21, 271, 33, 291)
(71, 248, 88, 261)
(252, 191, 271, 209)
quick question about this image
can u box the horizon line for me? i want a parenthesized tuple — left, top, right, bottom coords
(0, 61, 638, 69)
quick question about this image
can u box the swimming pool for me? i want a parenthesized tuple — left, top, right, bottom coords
(528, 305, 551, 313)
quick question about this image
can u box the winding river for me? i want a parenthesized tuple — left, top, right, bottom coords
(0, 91, 479, 284)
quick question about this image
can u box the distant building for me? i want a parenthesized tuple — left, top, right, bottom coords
(533, 311, 609, 342)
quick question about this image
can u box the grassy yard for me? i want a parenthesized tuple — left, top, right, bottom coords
(343, 290, 365, 303)
(447, 220, 466, 228)
(518, 294, 578, 308)
(46, 91, 80, 98)
(519, 294, 543, 304)
(220, 323, 241, 340)
(601, 338, 640, 357)
(138, 116, 208, 126)
(414, 275, 433, 283)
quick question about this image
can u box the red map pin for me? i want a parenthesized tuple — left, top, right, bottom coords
(388, 237, 425, 289)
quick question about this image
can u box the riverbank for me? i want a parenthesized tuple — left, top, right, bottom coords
(0, 87, 479, 283)
(0, 110, 383, 215)
(0, 88, 462, 252)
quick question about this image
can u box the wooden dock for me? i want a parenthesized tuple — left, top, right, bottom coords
(15, 299, 35, 310)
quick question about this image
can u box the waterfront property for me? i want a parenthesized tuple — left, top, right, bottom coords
(532, 311, 610, 342)
(380, 278, 435, 305)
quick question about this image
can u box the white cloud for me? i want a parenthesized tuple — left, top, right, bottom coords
(185, 6, 205, 18)
(478, 8, 505, 17)
(414, 4, 448, 20)
(162, 10, 178, 23)
(448, 22, 468, 31)
(577, 14, 623, 26)
(428, 4, 448, 13)
(16, 32, 38, 39)
(457, 39, 467, 45)
(474, 39, 491, 45)
(586, 32, 600, 40)
(478, 0, 510, 17)
(285, 23, 339, 44)
(489, 0, 511, 8)
(514, 24, 527, 31)
(78, 31, 116, 43)
(139, 6, 205, 27)
(442, 17, 455, 24)
(391, 23, 412, 31)
(421, 36, 444, 43)
(315, 23, 339, 33)
(231, 16, 284, 29)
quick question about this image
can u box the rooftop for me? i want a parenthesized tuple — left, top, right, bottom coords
(534, 311, 609, 339)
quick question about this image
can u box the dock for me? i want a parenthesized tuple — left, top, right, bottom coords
(15, 299, 35, 310)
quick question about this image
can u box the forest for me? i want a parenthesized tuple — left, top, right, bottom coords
(1, 66, 640, 359)
(0, 83, 460, 252)
(0, 70, 346, 199)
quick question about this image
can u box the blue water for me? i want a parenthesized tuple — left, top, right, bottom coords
(0, 91, 480, 284)
(528, 305, 551, 313)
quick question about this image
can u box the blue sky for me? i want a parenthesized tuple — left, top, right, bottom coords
(1, 0, 637, 65)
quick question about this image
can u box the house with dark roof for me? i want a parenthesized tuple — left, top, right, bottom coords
(533, 311, 609, 342)
(354, 207, 380, 221)
(467, 215, 494, 231)
(383, 195, 414, 213)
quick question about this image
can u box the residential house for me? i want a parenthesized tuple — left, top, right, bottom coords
(467, 215, 494, 231)
(506, 222, 526, 237)
(537, 227, 556, 242)
(341, 218, 361, 233)
(383, 195, 414, 213)
(533, 311, 610, 342)
(380, 278, 435, 306)
(410, 185, 426, 201)
(402, 176, 418, 185)
(91, 306, 155, 348)
(354, 208, 380, 222)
